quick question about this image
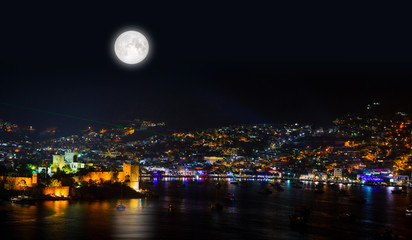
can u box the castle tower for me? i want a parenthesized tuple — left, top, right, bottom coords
(122, 162, 139, 191)
(52, 155, 65, 172)
(130, 164, 139, 191)
(64, 150, 78, 163)
(32, 173, 38, 186)
(123, 162, 131, 180)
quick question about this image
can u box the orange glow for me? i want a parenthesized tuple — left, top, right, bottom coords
(43, 186, 70, 197)
(238, 137, 248, 142)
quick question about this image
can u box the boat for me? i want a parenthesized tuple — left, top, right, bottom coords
(338, 210, 355, 222)
(294, 207, 310, 216)
(211, 202, 223, 212)
(338, 189, 347, 194)
(289, 207, 310, 226)
(240, 181, 248, 188)
(293, 184, 303, 189)
(289, 214, 307, 226)
(258, 188, 272, 194)
(116, 204, 126, 211)
(314, 188, 324, 194)
(375, 227, 398, 240)
(391, 189, 407, 194)
(10, 195, 36, 205)
(224, 193, 235, 201)
(168, 181, 186, 188)
(116, 183, 126, 211)
(316, 182, 325, 188)
(289, 206, 310, 227)
(405, 205, 412, 215)
(145, 181, 155, 185)
(348, 196, 366, 204)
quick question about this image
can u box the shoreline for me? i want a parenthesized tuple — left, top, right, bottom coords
(0, 185, 158, 202)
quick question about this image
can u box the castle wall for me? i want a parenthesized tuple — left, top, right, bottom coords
(0, 176, 33, 190)
(43, 186, 70, 197)
(124, 163, 139, 191)
(75, 172, 117, 184)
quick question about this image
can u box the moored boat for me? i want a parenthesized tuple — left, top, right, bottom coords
(240, 181, 248, 188)
(168, 181, 186, 188)
(338, 210, 355, 222)
(289, 214, 306, 226)
(211, 202, 223, 212)
(348, 196, 366, 204)
(391, 189, 407, 194)
(116, 204, 126, 211)
(10, 195, 36, 205)
(314, 188, 324, 194)
(258, 188, 272, 194)
(294, 207, 310, 216)
(289, 206, 310, 226)
(293, 184, 303, 189)
(224, 193, 235, 201)
(405, 205, 412, 215)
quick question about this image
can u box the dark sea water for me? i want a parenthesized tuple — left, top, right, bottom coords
(1, 180, 412, 240)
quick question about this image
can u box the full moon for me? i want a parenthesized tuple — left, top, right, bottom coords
(114, 30, 149, 65)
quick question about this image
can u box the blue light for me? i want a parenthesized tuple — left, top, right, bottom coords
(359, 174, 383, 182)
(116, 205, 126, 212)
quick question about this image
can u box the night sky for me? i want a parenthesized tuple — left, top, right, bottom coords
(1, 2, 412, 133)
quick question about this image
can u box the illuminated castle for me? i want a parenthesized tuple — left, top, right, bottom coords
(74, 161, 139, 191)
(52, 150, 85, 173)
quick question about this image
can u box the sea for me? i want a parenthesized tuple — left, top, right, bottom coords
(1, 179, 411, 240)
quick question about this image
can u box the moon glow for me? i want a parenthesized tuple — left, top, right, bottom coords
(114, 30, 149, 65)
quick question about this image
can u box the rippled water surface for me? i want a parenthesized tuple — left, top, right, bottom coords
(1, 180, 412, 240)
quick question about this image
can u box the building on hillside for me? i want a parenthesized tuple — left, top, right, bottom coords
(333, 168, 343, 179)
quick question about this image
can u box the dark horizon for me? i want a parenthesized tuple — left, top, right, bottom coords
(1, 2, 412, 133)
